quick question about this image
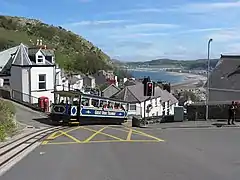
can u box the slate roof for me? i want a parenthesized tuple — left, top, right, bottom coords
(111, 83, 178, 104)
(0, 46, 18, 71)
(12, 43, 32, 66)
(102, 84, 120, 92)
(28, 47, 54, 57)
(206, 55, 240, 101)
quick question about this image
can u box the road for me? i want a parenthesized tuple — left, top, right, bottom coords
(1, 125, 240, 180)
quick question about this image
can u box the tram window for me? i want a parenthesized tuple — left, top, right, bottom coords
(81, 98, 90, 106)
(99, 100, 107, 108)
(108, 101, 114, 109)
(114, 103, 120, 109)
(91, 99, 99, 107)
(73, 101, 78, 105)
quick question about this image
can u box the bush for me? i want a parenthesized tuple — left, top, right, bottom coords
(0, 99, 16, 141)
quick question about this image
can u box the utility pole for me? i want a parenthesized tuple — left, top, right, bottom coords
(206, 38, 213, 120)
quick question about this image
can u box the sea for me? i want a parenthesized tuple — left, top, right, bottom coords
(128, 69, 185, 84)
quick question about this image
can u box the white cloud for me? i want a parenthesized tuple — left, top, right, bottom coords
(107, 1, 240, 15)
(68, 20, 129, 26)
(207, 29, 240, 42)
(109, 32, 168, 39)
(175, 0, 240, 13)
(124, 23, 179, 30)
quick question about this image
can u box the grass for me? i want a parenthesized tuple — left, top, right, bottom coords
(0, 99, 17, 141)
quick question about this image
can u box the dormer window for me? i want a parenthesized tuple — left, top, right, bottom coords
(37, 55, 44, 63)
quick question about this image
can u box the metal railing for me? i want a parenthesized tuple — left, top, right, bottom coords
(11, 89, 40, 109)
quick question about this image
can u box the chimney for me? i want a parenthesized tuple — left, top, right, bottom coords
(40, 39, 43, 46)
(36, 39, 39, 45)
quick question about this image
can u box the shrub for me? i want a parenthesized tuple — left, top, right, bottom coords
(0, 100, 16, 141)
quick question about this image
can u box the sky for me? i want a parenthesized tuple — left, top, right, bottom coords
(0, 0, 239, 61)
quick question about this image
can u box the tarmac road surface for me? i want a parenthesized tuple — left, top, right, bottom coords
(1, 125, 240, 180)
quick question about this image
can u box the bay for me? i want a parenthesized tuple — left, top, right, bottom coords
(129, 69, 185, 84)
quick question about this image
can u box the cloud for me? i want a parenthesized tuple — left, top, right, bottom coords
(107, 1, 240, 15)
(173, 0, 240, 14)
(124, 23, 179, 30)
(207, 29, 240, 42)
(107, 8, 165, 15)
(67, 20, 129, 26)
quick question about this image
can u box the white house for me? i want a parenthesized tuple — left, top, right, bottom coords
(111, 83, 179, 118)
(56, 70, 84, 91)
(0, 43, 55, 105)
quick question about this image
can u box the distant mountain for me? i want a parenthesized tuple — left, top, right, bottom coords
(125, 58, 219, 70)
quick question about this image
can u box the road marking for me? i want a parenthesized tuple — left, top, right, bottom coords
(58, 130, 81, 143)
(124, 127, 165, 142)
(45, 139, 160, 145)
(79, 126, 125, 141)
(48, 126, 82, 140)
(126, 129, 132, 140)
(108, 126, 164, 142)
(83, 126, 107, 143)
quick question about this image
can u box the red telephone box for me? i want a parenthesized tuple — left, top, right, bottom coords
(38, 96, 49, 112)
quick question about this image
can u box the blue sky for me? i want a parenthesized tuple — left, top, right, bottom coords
(0, 0, 240, 61)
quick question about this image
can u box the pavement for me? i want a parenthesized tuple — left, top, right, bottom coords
(1, 124, 240, 180)
(6, 99, 52, 128)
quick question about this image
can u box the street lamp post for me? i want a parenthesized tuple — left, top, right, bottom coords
(206, 38, 213, 121)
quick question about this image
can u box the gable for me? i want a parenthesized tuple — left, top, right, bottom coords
(208, 55, 240, 91)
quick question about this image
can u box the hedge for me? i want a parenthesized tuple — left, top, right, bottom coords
(0, 99, 16, 141)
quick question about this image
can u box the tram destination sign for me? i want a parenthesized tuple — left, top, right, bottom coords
(81, 108, 125, 117)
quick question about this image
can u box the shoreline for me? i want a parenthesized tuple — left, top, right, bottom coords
(168, 71, 207, 87)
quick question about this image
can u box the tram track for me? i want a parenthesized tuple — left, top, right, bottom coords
(0, 126, 68, 173)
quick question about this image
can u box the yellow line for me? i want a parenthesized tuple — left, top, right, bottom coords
(59, 130, 82, 143)
(46, 139, 161, 145)
(41, 141, 48, 145)
(83, 126, 107, 143)
(45, 131, 60, 140)
(126, 129, 132, 140)
(50, 126, 82, 140)
(80, 126, 125, 141)
(124, 127, 165, 142)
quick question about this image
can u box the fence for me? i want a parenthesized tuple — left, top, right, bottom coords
(11, 89, 41, 110)
(0, 88, 42, 111)
(187, 101, 240, 121)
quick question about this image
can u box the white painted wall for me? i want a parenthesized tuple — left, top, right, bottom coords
(35, 50, 45, 64)
(30, 66, 54, 103)
(10, 66, 22, 91)
(21, 68, 30, 102)
(128, 97, 177, 118)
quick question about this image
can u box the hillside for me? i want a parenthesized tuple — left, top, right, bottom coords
(125, 58, 219, 70)
(0, 15, 114, 74)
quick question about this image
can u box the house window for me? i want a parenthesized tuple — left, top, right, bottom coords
(38, 74, 46, 90)
(129, 104, 136, 110)
(37, 55, 43, 63)
(167, 101, 170, 108)
(155, 99, 157, 107)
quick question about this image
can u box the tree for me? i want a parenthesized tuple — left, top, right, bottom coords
(178, 90, 200, 106)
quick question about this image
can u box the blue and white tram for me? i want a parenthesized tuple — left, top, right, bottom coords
(49, 91, 129, 125)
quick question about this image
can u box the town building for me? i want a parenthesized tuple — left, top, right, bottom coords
(111, 83, 178, 118)
(206, 55, 240, 102)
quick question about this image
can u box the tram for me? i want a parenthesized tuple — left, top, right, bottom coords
(49, 90, 129, 125)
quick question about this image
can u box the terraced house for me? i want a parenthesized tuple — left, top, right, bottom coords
(0, 42, 57, 104)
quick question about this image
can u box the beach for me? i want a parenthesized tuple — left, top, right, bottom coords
(168, 71, 207, 88)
